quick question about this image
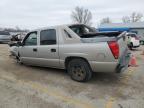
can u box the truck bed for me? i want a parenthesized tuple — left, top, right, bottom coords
(81, 32, 126, 43)
(81, 32, 123, 38)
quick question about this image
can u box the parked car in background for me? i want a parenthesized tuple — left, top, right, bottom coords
(10, 24, 131, 82)
(126, 33, 140, 49)
(0, 31, 11, 43)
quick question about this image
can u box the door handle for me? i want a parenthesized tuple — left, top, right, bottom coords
(33, 48, 37, 52)
(51, 49, 56, 52)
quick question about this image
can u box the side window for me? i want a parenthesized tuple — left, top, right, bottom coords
(24, 32, 37, 46)
(40, 29, 56, 45)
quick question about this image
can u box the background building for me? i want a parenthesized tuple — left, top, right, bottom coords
(98, 22, 144, 38)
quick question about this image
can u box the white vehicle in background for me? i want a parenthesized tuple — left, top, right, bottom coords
(126, 33, 140, 49)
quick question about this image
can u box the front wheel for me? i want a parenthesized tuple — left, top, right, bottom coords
(67, 59, 92, 82)
(16, 55, 22, 65)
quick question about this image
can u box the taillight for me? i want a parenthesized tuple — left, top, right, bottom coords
(108, 41, 119, 59)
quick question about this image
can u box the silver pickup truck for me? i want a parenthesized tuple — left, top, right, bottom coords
(11, 24, 131, 82)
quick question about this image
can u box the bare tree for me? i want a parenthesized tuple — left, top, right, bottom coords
(131, 12, 143, 22)
(100, 17, 112, 24)
(122, 12, 143, 23)
(71, 6, 92, 25)
(122, 16, 130, 23)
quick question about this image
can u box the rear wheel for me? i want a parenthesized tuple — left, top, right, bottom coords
(67, 58, 92, 82)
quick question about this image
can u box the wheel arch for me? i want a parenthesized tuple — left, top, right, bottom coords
(65, 56, 91, 69)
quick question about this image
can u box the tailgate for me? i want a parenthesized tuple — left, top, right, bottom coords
(117, 32, 131, 72)
(117, 32, 128, 57)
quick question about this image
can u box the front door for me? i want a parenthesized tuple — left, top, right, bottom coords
(19, 31, 39, 65)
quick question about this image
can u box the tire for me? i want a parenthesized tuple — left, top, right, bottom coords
(67, 58, 92, 82)
(129, 43, 133, 50)
(16, 54, 22, 65)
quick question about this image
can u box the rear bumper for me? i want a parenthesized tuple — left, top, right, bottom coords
(89, 52, 131, 73)
(90, 61, 118, 73)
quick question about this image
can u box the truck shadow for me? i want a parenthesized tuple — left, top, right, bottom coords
(26, 65, 123, 86)
(89, 72, 123, 85)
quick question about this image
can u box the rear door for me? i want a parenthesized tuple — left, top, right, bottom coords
(37, 29, 59, 68)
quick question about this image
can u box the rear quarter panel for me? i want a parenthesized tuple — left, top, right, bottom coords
(59, 42, 118, 72)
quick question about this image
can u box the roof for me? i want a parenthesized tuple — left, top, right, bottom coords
(99, 22, 144, 29)
(32, 24, 90, 31)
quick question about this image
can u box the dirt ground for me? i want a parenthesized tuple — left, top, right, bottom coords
(0, 44, 144, 108)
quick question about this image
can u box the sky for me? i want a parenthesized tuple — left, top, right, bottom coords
(0, 0, 144, 29)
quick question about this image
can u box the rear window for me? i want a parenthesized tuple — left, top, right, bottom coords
(0, 31, 10, 35)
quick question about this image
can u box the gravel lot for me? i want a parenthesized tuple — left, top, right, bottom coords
(0, 44, 144, 108)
